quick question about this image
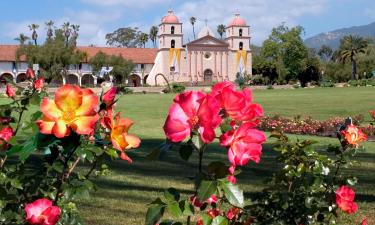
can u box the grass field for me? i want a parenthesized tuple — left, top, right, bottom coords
(72, 86, 375, 225)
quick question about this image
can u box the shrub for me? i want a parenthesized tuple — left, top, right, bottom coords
(319, 80, 335, 87)
(117, 85, 134, 94)
(171, 83, 186, 93)
(0, 83, 140, 224)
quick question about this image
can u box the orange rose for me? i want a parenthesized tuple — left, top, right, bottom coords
(102, 111, 140, 163)
(36, 85, 99, 138)
(341, 124, 367, 146)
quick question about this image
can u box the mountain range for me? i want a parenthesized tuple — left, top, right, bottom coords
(304, 21, 375, 50)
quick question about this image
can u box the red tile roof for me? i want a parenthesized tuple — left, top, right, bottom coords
(0, 45, 158, 64)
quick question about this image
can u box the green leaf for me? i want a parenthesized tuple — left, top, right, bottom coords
(221, 182, 244, 207)
(197, 180, 217, 202)
(145, 204, 165, 225)
(10, 179, 23, 189)
(164, 188, 180, 203)
(211, 216, 228, 225)
(179, 144, 193, 161)
(191, 135, 204, 150)
(180, 200, 194, 216)
(167, 203, 182, 217)
(202, 214, 213, 225)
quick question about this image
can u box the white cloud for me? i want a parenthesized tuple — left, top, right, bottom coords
(173, 0, 328, 45)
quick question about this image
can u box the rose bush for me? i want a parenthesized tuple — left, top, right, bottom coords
(0, 74, 140, 224)
(146, 81, 368, 225)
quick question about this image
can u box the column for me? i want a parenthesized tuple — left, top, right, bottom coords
(200, 51, 203, 77)
(214, 51, 217, 81)
(195, 51, 198, 81)
(188, 51, 191, 81)
(226, 52, 229, 80)
(220, 52, 223, 81)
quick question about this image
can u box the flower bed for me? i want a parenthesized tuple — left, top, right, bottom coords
(258, 114, 375, 138)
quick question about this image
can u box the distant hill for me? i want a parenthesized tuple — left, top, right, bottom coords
(304, 22, 375, 50)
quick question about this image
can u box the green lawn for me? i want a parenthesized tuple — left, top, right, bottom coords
(75, 86, 375, 225)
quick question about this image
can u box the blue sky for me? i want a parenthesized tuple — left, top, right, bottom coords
(0, 0, 374, 47)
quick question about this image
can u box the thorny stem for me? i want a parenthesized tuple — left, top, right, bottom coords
(54, 145, 80, 204)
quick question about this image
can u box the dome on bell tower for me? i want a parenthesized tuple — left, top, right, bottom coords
(161, 10, 180, 24)
(228, 13, 247, 27)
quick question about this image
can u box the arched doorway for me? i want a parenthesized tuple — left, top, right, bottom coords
(16, 73, 27, 83)
(66, 74, 79, 85)
(0, 73, 14, 87)
(128, 74, 141, 87)
(81, 74, 95, 87)
(203, 69, 213, 84)
(50, 76, 64, 87)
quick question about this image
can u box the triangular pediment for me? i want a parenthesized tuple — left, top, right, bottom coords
(186, 35, 229, 47)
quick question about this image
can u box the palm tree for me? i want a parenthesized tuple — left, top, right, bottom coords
(138, 33, 149, 48)
(62, 22, 71, 46)
(14, 33, 30, 45)
(45, 20, 54, 40)
(318, 44, 333, 61)
(71, 24, 80, 46)
(149, 26, 158, 48)
(190, 17, 196, 39)
(339, 35, 368, 80)
(217, 24, 226, 39)
(28, 24, 39, 45)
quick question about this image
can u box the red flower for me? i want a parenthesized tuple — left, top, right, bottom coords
(341, 124, 367, 146)
(101, 87, 117, 108)
(211, 81, 236, 103)
(336, 185, 358, 214)
(34, 77, 44, 91)
(25, 198, 61, 225)
(226, 207, 241, 220)
(206, 194, 217, 205)
(0, 126, 14, 143)
(220, 122, 266, 166)
(196, 218, 203, 225)
(5, 84, 16, 98)
(215, 85, 263, 122)
(370, 110, 375, 120)
(207, 209, 220, 218)
(163, 91, 221, 143)
(361, 218, 367, 225)
(26, 68, 35, 79)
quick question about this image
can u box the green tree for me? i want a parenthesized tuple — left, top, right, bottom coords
(318, 44, 333, 61)
(105, 27, 141, 48)
(149, 26, 158, 48)
(16, 29, 84, 82)
(138, 32, 149, 48)
(45, 20, 54, 40)
(261, 24, 308, 81)
(28, 24, 39, 45)
(339, 35, 369, 80)
(217, 24, 226, 39)
(190, 17, 196, 39)
(14, 33, 30, 45)
(89, 51, 135, 84)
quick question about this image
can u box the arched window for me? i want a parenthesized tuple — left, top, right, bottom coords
(239, 42, 243, 50)
(171, 39, 175, 48)
(171, 26, 175, 34)
(239, 28, 243, 37)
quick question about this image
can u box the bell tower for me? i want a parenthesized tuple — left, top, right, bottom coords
(225, 13, 250, 51)
(158, 10, 183, 49)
